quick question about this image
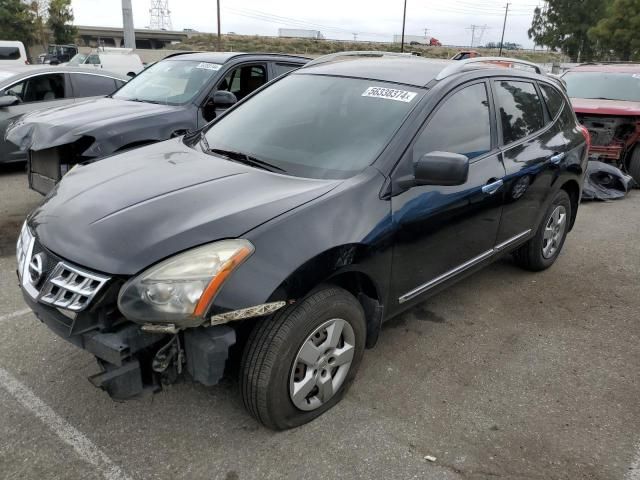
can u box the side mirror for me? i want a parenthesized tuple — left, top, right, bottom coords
(212, 90, 238, 109)
(0, 95, 20, 108)
(414, 151, 469, 186)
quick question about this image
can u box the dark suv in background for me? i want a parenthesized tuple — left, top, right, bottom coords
(17, 53, 588, 430)
(6, 52, 309, 194)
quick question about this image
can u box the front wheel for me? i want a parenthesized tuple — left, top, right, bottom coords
(240, 286, 366, 430)
(513, 189, 572, 271)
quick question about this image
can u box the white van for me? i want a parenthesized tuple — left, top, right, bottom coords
(67, 49, 143, 77)
(0, 41, 28, 65)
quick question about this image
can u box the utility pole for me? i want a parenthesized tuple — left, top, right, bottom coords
(400, 0, 407, 53)
(498, 3, 510, 57)
(468, 25, 477, 48)
(217, 0, 222, 51)
(353, 33, 358, 41)
(122, 0, 136, 49)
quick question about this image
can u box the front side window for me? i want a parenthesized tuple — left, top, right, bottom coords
(494, 80, 545, 145)
(563, 71, 640, 102)
(113, 60, 220, 105)
(413, 83, 491, 161)
(71, 74, 118, 98)
(202, 75, 423, 179)
(5, 74, 66, 103)
(218, 64, 267, 100)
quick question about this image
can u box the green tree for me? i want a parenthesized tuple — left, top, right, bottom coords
(47, 0, 76, 44)
(0, 0, 36, 46)
(590, 0, 640, 61)
(528, 0, 611, 61)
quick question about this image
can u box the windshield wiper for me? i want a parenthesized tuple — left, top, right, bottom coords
(206, 147, 286, 173)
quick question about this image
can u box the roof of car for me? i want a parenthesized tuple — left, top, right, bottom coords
(299, 55, 453, 87)
(569, 63, 640, 73)
(165, 51, 310, 64)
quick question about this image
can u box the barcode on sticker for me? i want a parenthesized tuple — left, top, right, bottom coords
(362, 86, 417, 102)
(196, 62, 221, 71)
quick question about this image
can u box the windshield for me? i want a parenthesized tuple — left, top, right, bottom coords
(563, 71, 640, 102)
(113, 59, 221, 105)
(68, 53, 87, 65)
(202, 75, 423, 179)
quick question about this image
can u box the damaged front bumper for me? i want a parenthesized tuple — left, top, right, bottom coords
(22, 291, 236, 399)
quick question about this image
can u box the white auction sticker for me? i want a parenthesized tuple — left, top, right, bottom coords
(362, 86, 417, 103)
(196, 62, 222, 71)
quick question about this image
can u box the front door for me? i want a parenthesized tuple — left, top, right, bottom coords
(390, 81, 506, 310)
(0, 73, 74, 163)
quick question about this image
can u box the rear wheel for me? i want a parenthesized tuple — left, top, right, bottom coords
(628, 145, 640, 186)
(513, 190, 572, 271)
(240, 286, 366, 430)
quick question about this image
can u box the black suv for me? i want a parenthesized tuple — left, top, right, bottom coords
(17, 53, 589, 430)
(6, 52, 309, 195)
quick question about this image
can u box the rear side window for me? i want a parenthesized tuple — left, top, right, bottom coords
(71, 74, 118, 98)
(413, 83, 491, 160)
(494, 80, 545, 145)
(540, 83, 565, 119)
(273, 63, 300, 78)
(86, 54, 101, 65)
(0, 47, 21, 60)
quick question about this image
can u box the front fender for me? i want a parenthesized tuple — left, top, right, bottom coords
(210, 168, 394, 314)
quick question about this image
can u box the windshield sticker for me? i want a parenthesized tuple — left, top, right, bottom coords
(196, 62, 221, 71)
(362, 86, 417, 103)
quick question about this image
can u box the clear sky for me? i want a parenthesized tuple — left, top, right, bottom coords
(72, 0, 544, 48)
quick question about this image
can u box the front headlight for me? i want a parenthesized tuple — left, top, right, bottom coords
(118, 239, 254, 326)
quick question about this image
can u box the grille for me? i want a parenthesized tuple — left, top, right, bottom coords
(39, 262, 109, 311)
(17, 224, 110, 312)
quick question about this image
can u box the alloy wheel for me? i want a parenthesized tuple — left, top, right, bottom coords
(542, 205, 567, 259)
(289, 318, 355, 411)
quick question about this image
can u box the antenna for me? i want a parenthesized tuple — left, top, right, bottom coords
(149, 0, 172, 30)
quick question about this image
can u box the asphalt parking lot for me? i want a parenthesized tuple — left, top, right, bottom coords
(0, 165, 639, 480)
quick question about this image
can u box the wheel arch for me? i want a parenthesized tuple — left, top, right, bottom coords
(559, 178, 580, 230)
(266, 244, 386, 349)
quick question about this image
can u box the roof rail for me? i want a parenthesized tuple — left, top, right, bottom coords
(304, 51, 415, 68)
(435, 56, 544, 80)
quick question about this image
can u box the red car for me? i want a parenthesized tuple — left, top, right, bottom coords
(562, 64, 640, 183)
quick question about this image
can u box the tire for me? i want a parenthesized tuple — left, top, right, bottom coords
(628, 146, 640, 186)
(513, 189, 572, 272)
(240, 286, 366, 430)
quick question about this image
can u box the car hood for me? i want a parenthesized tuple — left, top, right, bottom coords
(29, 139, 340, 275)
(570, 97, 640, 116)
(5, 97, 183, 153)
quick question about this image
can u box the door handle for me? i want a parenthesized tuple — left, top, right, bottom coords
(482, 179, 503, 195)
(549, 152, 565, 165)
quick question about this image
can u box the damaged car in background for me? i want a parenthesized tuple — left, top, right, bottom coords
(17, 53, 588, 430)
(5, 51, 308, 194)
(563, 64, 640, 197)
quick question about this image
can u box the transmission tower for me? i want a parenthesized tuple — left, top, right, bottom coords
(149, 0, 172, 30)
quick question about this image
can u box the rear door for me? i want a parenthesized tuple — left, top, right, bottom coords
(492, 78, 568, 245)
(390, 80, 506, 308)
(0, 72, 74, 163)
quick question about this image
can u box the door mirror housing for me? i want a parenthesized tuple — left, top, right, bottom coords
(0, 95, 20, 108)
(414, 151, 469, 186)
(212, 90, 238, 109)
